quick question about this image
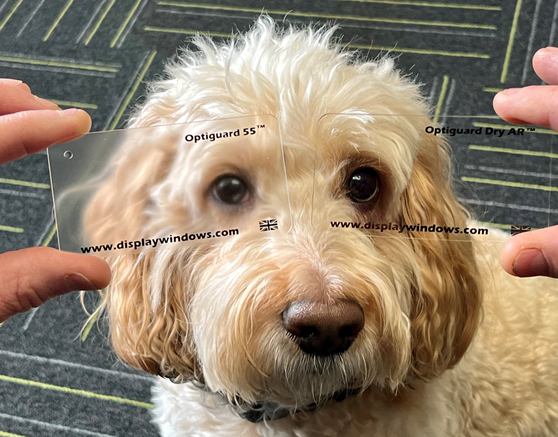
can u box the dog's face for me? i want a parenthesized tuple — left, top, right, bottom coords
(85, 18, 482, 409)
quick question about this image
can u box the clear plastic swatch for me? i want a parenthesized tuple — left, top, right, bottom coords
(48, 115, 291, 256)
(313, 113, 556, 243)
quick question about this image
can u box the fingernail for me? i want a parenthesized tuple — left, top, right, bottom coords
(502, 88, 521, 95)
(0, 79, 31, 92)
(17, 82, 31, 92)
(58, 108, 79, 117)
(0, 79, 22, 86)
(66, 273, 97, 291)
(513, 248, 549, 277)
(35, 95, 60, 109)
(494, 88, 522, 102)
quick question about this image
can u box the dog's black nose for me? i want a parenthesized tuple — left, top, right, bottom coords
(282, 300, 364, 356)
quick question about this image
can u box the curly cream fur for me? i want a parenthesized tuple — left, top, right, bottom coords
(85, 17, 558, 436)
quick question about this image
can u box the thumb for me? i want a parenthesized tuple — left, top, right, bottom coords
(500, 225, 558, 278)
(0, 247, 111, 322)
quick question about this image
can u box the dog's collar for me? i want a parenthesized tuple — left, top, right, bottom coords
(228, 388, 361, 423)
(183, 379, 361, 423)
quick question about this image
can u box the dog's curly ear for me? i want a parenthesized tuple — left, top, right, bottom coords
(400, 131, 482, 381)
(101, 252, 201, 382)
(84, 140, 201, 383)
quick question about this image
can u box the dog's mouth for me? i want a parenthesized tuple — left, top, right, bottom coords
(228, 386, 363, 423)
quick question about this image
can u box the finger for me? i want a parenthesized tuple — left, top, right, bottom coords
(0, 108, 91, 165)
(0, 247, 111, 322)
(533, 47, 558, 85)
(500, 226, 558, 277)
(493, 86, 558, 130)
(0, 78, 32, 93)
(0, 81, 59, 114)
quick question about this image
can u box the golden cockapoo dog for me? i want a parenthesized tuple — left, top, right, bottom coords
(85, 17, 558, 437)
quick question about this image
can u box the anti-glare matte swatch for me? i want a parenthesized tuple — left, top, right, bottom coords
(314, 113, 556, 242)
(48, 115, 291, 256)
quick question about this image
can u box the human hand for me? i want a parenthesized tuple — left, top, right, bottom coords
(500, 227, 558, 278)
(0, 78, 111, 322)
(494, 47, 558, 278)
(493, 47, 558, 129)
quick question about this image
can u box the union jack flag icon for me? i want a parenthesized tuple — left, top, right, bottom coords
(259, 219, 278, 232)
(510, 225, 532, 236)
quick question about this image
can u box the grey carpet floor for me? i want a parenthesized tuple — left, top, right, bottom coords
(0, 0, 557, 436)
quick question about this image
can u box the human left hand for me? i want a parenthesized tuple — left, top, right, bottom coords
(0, 78, 111, 322)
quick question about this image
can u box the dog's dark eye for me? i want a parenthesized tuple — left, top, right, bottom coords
(347, 168, 380, 203)
(212, 175, 249, 205)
